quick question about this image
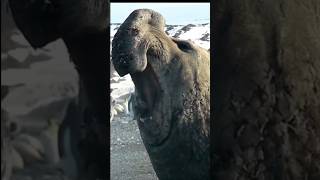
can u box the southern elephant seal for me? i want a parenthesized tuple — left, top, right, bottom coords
(112, 9, 210, 180)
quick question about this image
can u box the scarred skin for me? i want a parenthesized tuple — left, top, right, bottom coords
(112, 9, 210, 180)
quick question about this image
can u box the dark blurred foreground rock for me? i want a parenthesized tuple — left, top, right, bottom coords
(213, 1, 320, 179)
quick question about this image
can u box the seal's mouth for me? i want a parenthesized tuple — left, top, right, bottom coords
(130, 62, 162, 119)
(130, 62, 173, 147)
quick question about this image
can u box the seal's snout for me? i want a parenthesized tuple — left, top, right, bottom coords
(112, 54, 133, 76)
(112, 8, 165, 77)
(112, 50, 148, 76)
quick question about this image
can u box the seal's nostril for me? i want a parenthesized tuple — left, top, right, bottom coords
(120, 57, 127, 64)
(117, 56, 130, 68)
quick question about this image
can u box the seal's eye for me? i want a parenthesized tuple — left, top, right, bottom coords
(131, 28, 140, 36)
(172, 39, 194, 53)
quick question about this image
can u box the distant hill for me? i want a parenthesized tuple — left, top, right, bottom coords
(111, 23, 210, 50)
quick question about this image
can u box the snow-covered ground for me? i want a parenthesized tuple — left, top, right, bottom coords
(110, 23, 210, 120)
(2, 29, 77, 180)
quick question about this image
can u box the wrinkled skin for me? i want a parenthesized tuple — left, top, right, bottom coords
(8, 0, 108, 180)
(112, 9, 210, 179)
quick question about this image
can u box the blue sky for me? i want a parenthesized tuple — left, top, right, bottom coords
(111, 3, 210, 25)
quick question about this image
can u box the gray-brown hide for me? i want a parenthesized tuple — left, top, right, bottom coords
(112, 9, 210, 179)
(213, 1, 320, 180)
